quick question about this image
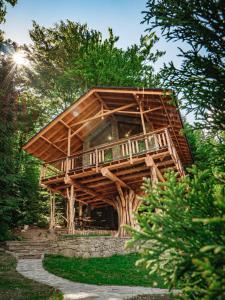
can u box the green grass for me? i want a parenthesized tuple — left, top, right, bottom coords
(0, 250, 63, 300)
(43, 253, 165, 287)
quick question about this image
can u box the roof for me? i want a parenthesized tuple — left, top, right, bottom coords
(23, 87, 193, 165)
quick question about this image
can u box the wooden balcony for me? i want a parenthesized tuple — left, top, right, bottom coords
(40, 128, 185, 184)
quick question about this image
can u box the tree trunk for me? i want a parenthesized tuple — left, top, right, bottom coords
(66, 185, 75, 234)
(115, 187, 140, 237)
(49, 192, 56, 231)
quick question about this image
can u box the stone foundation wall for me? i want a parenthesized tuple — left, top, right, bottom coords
(52, 237, 135, 258)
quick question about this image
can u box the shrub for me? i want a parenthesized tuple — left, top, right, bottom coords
(128, 167, 225, 299)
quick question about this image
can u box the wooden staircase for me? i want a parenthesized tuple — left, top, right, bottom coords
(4, 241, 54, 259)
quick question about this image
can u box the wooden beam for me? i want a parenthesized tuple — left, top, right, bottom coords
(64, 176, 114, 208)
(40, 136, 67, 155)
(132, 93, 154, 131)
(145, 155, 165, 182)
(70, 110, 103, 139)
(140, 101, 146, 134)
(112, 110, 140, 115)
(59, 119, 83, 142)
(101, 167, 131, 189)
(23, 88, 97, 150)
(70, 103, 136, 127)
(66, 185, 75, 234)
(95, 88, 171, 96)
(143, 106, 163, 114)
(67, 128, 71, 156)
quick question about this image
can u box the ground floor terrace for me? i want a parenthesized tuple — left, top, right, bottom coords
(40, 127, 185, 236)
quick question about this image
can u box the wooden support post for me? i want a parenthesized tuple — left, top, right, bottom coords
(115, 184, 140, 237)
(66, 185, 75, 234)
(49, 191, 56, 231)
(140, 101, 147, 135)
(79, 203, 83, 228)
(145, 155, 165, 183)
(151, 165, 158, 186)
(66, 128, 71, 174)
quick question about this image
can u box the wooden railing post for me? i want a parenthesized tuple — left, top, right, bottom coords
(95, 148, 98, 172)
(66, 127, 71, 174)
(128, 139, 133, 164)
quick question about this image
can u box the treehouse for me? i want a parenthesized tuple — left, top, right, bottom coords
(23, 87, 192, 236)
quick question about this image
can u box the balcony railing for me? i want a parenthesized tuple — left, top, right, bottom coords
(40, 128, 185, 181)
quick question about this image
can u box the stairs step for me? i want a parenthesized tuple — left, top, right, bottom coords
(5, 241, 55, 259)
(16, 253, 43, 259)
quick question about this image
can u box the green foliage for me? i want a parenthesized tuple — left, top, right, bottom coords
(0, 44, 56, 240)
(0, 18, 163, 240)
(0, 49, 20, 240)
(26, 20, 163, 112)
(183, 124, 225, 173)
(44, 253, 165, 287)
(0, 0, 17, 41)
(128, 166, 225, 299)
(143, 0, 225, 131)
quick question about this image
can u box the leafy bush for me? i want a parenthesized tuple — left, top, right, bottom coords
(128, 167, 225, 299)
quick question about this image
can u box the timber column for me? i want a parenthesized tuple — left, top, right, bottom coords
(49, 191, 56, 231)
(101, 167, 140, 237)
(115, 185, 141, 237)
(66, 185, 75, 234)
(65, 127, 75, 234)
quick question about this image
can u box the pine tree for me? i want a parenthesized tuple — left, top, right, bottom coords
(143, 0, 225, 131)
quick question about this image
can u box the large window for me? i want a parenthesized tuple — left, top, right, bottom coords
(90, 123, 112, 147)
(118, 121, 142, 139)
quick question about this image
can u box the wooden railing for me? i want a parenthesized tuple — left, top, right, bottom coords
(41, 128, 184, 180)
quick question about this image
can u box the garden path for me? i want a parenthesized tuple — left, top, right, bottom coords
(17, 258, 170, 300)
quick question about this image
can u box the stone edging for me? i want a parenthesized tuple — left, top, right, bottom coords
(17, 258, 171, 300)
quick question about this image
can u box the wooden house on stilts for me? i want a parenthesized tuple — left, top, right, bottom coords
(23, 87, 192, 236)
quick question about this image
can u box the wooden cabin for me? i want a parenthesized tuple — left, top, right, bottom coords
(23, 87, 192, 236)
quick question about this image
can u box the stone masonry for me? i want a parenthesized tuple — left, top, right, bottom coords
(52, 237, 134, 258)
(6, 237, 135, 259)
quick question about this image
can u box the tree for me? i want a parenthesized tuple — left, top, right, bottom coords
(128, 127, 225, 299)
(0, 45, 20, 240)
(143, 0, 225, 131)
(0, 43, 54, 240)
(0, 0, 17, 41)
(26, 20, 163, 113)
(128, 167, 225, 300)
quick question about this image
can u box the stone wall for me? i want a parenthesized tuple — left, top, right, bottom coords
(51, 237, 135, 258)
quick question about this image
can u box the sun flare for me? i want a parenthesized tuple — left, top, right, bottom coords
(12, 51, 29, 66)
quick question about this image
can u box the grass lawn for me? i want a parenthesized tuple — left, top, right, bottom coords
(43, 253, 165, 288)
(0, 250, 62, 300)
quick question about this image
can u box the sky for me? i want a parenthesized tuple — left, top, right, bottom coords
(1, 0, 194, 122)
(1, 0, 186, 71)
